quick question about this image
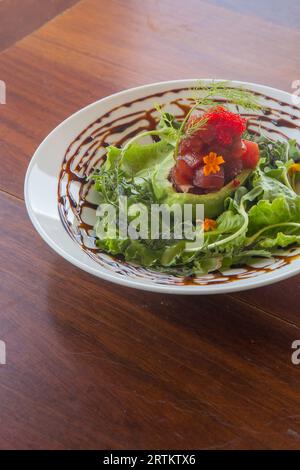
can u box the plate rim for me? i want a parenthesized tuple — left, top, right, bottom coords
(24, 78, 300, 294)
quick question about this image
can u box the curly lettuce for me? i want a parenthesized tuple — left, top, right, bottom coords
(90, 116, 300, 275)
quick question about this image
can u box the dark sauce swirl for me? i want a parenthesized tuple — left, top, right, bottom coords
(57, 86, 300, 286)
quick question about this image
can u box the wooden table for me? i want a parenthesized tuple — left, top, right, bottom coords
(1, 0, 300, 450)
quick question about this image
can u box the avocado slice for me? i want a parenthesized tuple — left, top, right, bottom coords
(152, 154, 252, 218)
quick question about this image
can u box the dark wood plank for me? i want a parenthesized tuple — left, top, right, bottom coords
(0, 0, 80, 52)
(234, 276, 300, 327)
(1, 0, 300, 449)
(1, 191, 300, 449)
(203, 0, 300, 28)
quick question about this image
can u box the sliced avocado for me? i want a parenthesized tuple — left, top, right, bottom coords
(152, 154, 252, 218)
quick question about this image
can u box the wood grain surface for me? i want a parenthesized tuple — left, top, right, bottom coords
(0, 0, 80, 52)
(0, 0, 300, 450)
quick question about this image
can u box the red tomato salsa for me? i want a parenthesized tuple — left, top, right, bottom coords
(171, 106, 259, 193)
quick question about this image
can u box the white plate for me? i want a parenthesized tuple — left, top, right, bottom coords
(24, 79, 300, 294)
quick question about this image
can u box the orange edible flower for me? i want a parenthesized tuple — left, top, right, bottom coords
(204, 218, 217, 232)
(288, 163, 300, 174)
(203, 152, 225, 176)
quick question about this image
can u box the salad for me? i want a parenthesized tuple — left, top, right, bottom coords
(90, 82, 300, 276)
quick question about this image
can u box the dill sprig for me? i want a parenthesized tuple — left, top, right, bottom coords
(91, 164, 155, 208)
(174, 80, 262, 158)
(191, 80, 261, 111)
(120, 81, 262, 161)
(154, 103, 181, 130)
(185, 116, 209, 136)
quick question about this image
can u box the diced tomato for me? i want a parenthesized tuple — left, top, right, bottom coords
(173, 157, 193, 185)
(181, 153, 203, 169)
(224, 157, 243, 183)
(172, 167, 190, 186)
(179, 138, 192, 155)
(193, 166, 224, 191)
(186, 111, 215, 144)
(242, 140, 260, 169)
(176, 159, 193, 179)
(197, 125, 216, 144)
(173, 108, 251, 193)
(179, 134, 204, 156)
(231, 137, 246, 158)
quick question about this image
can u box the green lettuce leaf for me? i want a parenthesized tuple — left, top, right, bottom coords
(248, 196, 300, 235)
(257, 232, 300, 249)
(156, 112, 180, 146)
(252, 168, 297, 201)
(92, 122, 300, 276)
(105, 146, 121, 170)
(221, 249, 272, 270)
(289, 139, 300, 161)
(120, 141, 173, 176)
(124, 241, 160, 266)
(192, 256, 223, 275)
(215, 210, 244, 234)
(160, 241, 186, 266)
(96, 237, 130, 255)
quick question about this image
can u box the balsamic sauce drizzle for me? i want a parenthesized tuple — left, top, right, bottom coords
(57, 86, 300, 285)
